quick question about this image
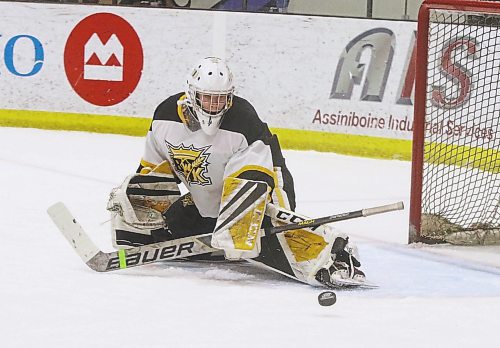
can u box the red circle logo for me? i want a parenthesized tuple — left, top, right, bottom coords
(64, 13, 143, 106)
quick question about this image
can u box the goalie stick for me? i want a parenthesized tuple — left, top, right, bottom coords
(264, 201, 404, 234)
(47, 201, 404, 273)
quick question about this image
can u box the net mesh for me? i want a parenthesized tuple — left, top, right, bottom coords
(421, 8, 500, 244)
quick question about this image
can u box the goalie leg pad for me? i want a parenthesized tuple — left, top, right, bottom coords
(211, 177, 270, 259)
(107, 169, 180, 231)
(259, 204, 366, 287)
(111, 215, 173, 248)
(112, 193, 218, 249)
(107, 162, 181, 249)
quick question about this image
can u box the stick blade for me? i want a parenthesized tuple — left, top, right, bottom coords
(47, 202, 100, 264)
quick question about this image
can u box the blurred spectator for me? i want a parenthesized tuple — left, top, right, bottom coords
(3, 0, 288, 12)
(212, 1, 289, 13)
(117, 0, 289, 12)
(119, 0, 175, 6)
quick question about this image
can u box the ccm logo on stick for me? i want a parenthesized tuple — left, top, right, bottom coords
(106, 242, 195, 270)
(275, 211, 319, 231)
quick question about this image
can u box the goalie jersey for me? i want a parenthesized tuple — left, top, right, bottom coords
(138, 92, 296, 218)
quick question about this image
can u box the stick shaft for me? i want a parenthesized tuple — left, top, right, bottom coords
(266, 201, 404, 234)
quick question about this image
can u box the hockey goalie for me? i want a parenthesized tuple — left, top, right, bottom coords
(106, 57, 366, 288)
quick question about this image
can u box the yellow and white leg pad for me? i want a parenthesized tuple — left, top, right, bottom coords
(265, 205, 339, 285)
(211, 177, 270, 260)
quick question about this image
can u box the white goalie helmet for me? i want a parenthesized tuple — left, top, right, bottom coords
(183, 57, 235, 135)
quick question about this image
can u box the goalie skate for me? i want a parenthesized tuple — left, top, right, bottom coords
(314, 236, 378, 289)
(315, 268, 378, 289)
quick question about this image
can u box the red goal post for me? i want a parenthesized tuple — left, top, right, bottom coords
(410, 0, 500, 245)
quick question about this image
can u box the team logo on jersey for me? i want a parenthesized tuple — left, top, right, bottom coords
(166, 142, 212, 186)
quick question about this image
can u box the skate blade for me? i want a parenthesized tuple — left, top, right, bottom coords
(324, 278, 379, 289)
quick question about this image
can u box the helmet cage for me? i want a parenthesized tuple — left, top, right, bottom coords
(187, 86, 234, 135)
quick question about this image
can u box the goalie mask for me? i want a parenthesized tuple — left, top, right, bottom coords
(180, 57, 235, 135)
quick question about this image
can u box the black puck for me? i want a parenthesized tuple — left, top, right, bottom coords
(318, 291, 337, 306)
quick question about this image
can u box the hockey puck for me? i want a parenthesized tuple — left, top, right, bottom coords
(318, 291, 337, 306)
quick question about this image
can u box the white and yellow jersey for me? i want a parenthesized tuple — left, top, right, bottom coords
(138, 92, 295, 218)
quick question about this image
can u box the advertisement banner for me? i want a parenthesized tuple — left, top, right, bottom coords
(0, 2, 417, 142)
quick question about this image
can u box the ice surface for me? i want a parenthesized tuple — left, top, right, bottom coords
(1, 127, 499, 347)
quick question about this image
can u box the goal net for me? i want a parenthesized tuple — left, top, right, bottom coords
(410, 0, 500, 245)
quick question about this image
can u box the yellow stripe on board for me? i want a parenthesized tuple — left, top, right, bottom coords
(0, 109, 150, 137)
(0, 109, 413, 160)
(425, 142, 500, 174)
(271, 128, 413, 161)
(3, 109, 496, 173)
